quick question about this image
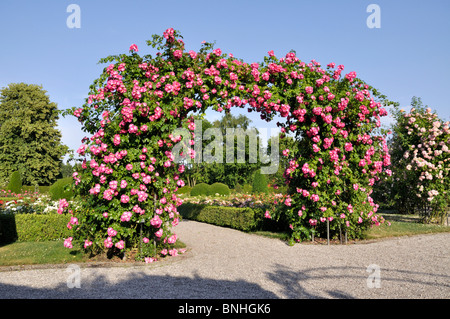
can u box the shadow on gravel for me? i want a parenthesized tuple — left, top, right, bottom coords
(266, 264, 450, 299)
(0, 271, 278, 299)
(1, 264, 449, 299)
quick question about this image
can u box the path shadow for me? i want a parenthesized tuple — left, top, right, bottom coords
(0, 213, 17, 246)
(265, 264, 450, 299)
(1, 264, 449, 299)
(0, 270, 278, 299)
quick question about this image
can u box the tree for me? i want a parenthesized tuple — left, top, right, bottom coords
(0, 83, 68, 186)
(211, 113, 262, 188)
(183, 113, 263, 188)
(60, 162, 75, 179)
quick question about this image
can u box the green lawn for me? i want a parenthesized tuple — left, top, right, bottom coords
(0, 241, 87, 266)
(0, 239, 187, 267)
(365, 213, 450, 240)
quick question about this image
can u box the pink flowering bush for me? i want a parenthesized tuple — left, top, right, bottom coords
(61, 28, 395, 255)
(261, 62, 393, 242)
(386, 100, 449, 223)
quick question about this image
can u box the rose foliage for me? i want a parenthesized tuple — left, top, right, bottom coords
(61, 28, 396, 258)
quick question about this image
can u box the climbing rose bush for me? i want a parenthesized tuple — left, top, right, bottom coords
(61, 28, 395, 257)
(388, 105, 449, 222)
(261, 63, 393, 243)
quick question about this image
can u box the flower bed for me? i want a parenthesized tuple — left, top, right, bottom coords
(0, 189, 78, 215)
(183, 193, 284, 209)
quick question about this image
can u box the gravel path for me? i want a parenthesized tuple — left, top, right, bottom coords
(0, 219, 449, 299)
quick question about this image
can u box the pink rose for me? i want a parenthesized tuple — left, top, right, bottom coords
(129, 44, 138, 52)
(109, 180, 118, 190)
(169, 249, 178, 256)
(115, 240, 125, 250)
(189, 50, 197, 59)
(64, 237, 73, 249)
(84, 240, 93, 249)
(107, 227, 117, 237)
(151, 215, 163, 228)
(104, 237, 113, 248)
(120, 211, 132, 222)
(168, 234, 177, 244)
(173, 50, 182, 59)
(120, 195, 130, 203)
(305, 86, 313, 94)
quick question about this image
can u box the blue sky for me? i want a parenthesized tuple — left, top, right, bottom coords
(1, 0, 449, 157)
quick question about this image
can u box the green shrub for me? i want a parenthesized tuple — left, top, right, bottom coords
(1, 213, 71, 243)
(49, 177, 74, 200)
(16, 213, 71, 242)
(234, 183, 243, 193)
(176, 186, 192, 195)
(178, 203, 288, 233)
(190, 183, 211, 196)
(209, 183, 230, 196)
(242, 184, 252, 194)
(39, 185, 51, 194)
(178, 203, 259, 232)
(7, 171, 22, 194)
(252, 171, 268, 194)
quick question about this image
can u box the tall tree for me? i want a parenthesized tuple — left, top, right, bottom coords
(0, 83, 68, 185)
(212, 112, 262, 188)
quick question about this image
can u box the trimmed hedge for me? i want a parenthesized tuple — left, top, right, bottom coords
(252, 171, 268, 194)
(176, 186, 192, 195)
(190, 183, 211, 196)
(178, 202, 262, 232)
(49, 177, 74, 200)
(189, 183, 231, 197)
(22, 185, 51, 194)
(0, 213, 71, 244)
(7, 171, 22, 194)
(210, 183, 230, 196)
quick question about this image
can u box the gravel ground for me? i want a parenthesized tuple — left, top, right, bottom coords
(0, 219, 449, 299)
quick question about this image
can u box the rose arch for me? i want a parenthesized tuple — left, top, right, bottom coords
(60, 28, 393, 261)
